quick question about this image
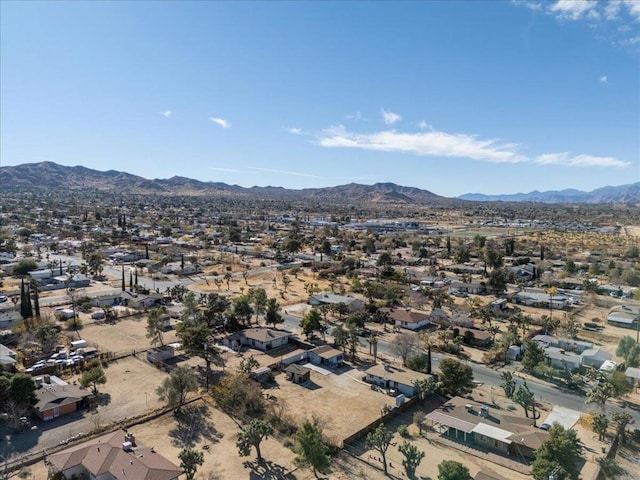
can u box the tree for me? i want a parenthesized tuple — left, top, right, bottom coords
(232, 296, 254, 327)
(500, 371, 517, 399)
(80, 366, 107, 394)
(532, 423, 583, 480)
(438, 358, 474, 397)
(413, 376, 441, 403)
(236, 419, 273, 462)
(300, 309, 322, 340)
(591, 413, 609, 441)
(33, 323, 60, 354)
(239, 355, 260, 374)
(293, 419, 331, 478)
(398, 441, 425, 479)
(264, 298, 284, 327)
(522, 341, 545, 373)
(248, 287, 268, 324)
(181, 292, 202, 325)
(332, 324, 348, 352)
(514, 381, 537, 424)
(377, 251, 392, 266)
(391, 333, 419, 366)
(586, 382, 616, 412)
(616, 336, 640, 368)
(366, 423, 395, 474)
(178, 447, 204, 480)
(87, 251, 104, 276)
(12, 259, 38, 276)
(9, 374, 36, 407)
(437, 460, 472, 480)
(156, 366, 198, 412)
(611, 411, 632, 444)
(176, 322, 221, 392)
(146, 307, 166, 346)
(211, 373, 265, 420)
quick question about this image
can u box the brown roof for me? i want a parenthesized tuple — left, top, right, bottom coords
(309, 345, 343, 359)
(47, 430, 182, 480)
(365, 363, 431, 387)
(457, 327, 492, 341)
(380, 307, 430, 324)
(475, 470, 512, 480)
(237, 328, 290, 343)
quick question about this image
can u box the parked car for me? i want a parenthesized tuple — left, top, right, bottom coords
(0, 295, 8, 303)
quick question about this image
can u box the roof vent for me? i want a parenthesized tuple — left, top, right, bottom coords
(122, 441, 133, 451)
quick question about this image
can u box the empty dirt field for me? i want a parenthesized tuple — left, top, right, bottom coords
(79, 313, 180, 353)
(268, 364, 392, 445)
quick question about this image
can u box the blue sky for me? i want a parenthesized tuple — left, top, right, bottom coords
(1, 0, 639, 197)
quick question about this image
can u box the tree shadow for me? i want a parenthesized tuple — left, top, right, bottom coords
(94, 392, 111, 406)
(243, 459, 296, 480)
(169, 404, 224, 448)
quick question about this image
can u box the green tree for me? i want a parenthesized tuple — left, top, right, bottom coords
(34, 323, 60, 354)
(398, 441, 425, 479)
(500, 371, 517, 399)
(9, 374, 36, 406)
(437, 460, 472, 480)
(293, 419, 331, 478)
(332, 324, 348, 352)
(300, 309, 322, 340)
(586, 382, 616, 412)
(514, 381, 537, 424)
(438, 359, 474, 397)
(80, 366, 107, 394)
(87, 251, 104, 276)
(611, 411, 632, 444)
(522, 341, 545, 373)
(236, 419, 273, 462)
(146, 307, 166, 346)
(532, 423, 583, 480)
(232, 296, 254, 327)
(156, 366, 198, 412)
(12, 259, 38, 276)
(591, 413, 609, 442)
(264, 298, 284, 327)
(248, 287, 268, 324)
(366, 423, 395, 474)
(178, 447, 205, 480)
(616, 336, 640, 368)
(176, 321, 221, 392)
(239, 355, 260, 374)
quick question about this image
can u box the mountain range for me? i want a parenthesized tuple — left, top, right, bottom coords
(0, 161, 638, 205)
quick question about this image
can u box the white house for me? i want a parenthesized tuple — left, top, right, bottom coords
(379, 307, 435, 331)
(307, 345, 344, 368)
(307, 293, 364, 312)
(223, 328, 290, 351)
(364, 363, 432, 397)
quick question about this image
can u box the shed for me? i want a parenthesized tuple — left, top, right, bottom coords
(284, 364, 311, 384)
(250, 366, 273, 383)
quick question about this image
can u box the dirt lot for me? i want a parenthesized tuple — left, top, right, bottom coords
(79, 313, 181, 353)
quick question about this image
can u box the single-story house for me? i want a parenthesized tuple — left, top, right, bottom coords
(580, 349, 612, 369)
(607, 311, 638, 328)
(223, 328, 290, 351)
(46, 430, 182, 480)
(506, 345, 522, 361)
(146, 345, 177, 365)
(379, 307, 435, 331)
(33, 377, 91, 421)
(449, 281, 486, 295)
(490, 299, 508, 312)
(284, 364, 311, 383)
(307, 293, 364, 312)
(624, 366, 640, 385)
(445, 264, 484, 275)
(0, 343, 16, 370)
(307, 345, 344, 367)
(544, 347, 581, 370)
(120, 292, 164, 309)
(514, 291, 568, 310)
(532, 335, 593, 353)
(53, 274, 91, 289)
(364, 364, 432, 397)
(425, 396, 548, 459)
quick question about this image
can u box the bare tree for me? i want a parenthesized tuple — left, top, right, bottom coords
(391, 333, 419, 366)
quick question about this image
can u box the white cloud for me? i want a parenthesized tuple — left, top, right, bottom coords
(248, 167, 320, 178)
(622, 0, 640, 21)
(381, 109, 402, 125)
(535, 152, 629, 167)
(286, 127, 302, 135)
(548, 0, 600, 20)
(418, 120, 433, 130)
(620, 35, 640, 45)
(318, 125, 526, 163)
(346, 111, 363, 120)
(209, 117, 230, 128)
(161, 110, 172, 118)
(208, 167, 240, 173)
(313, 124, 628, 169)
(599, 75, 608, 83)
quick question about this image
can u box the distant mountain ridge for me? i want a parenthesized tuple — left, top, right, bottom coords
(0, 161, 637, 204)
(458, 183, 640, 204)
(0, 161, 442, 204)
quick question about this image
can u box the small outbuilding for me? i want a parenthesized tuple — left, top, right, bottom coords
(284, 364, 311, 384)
